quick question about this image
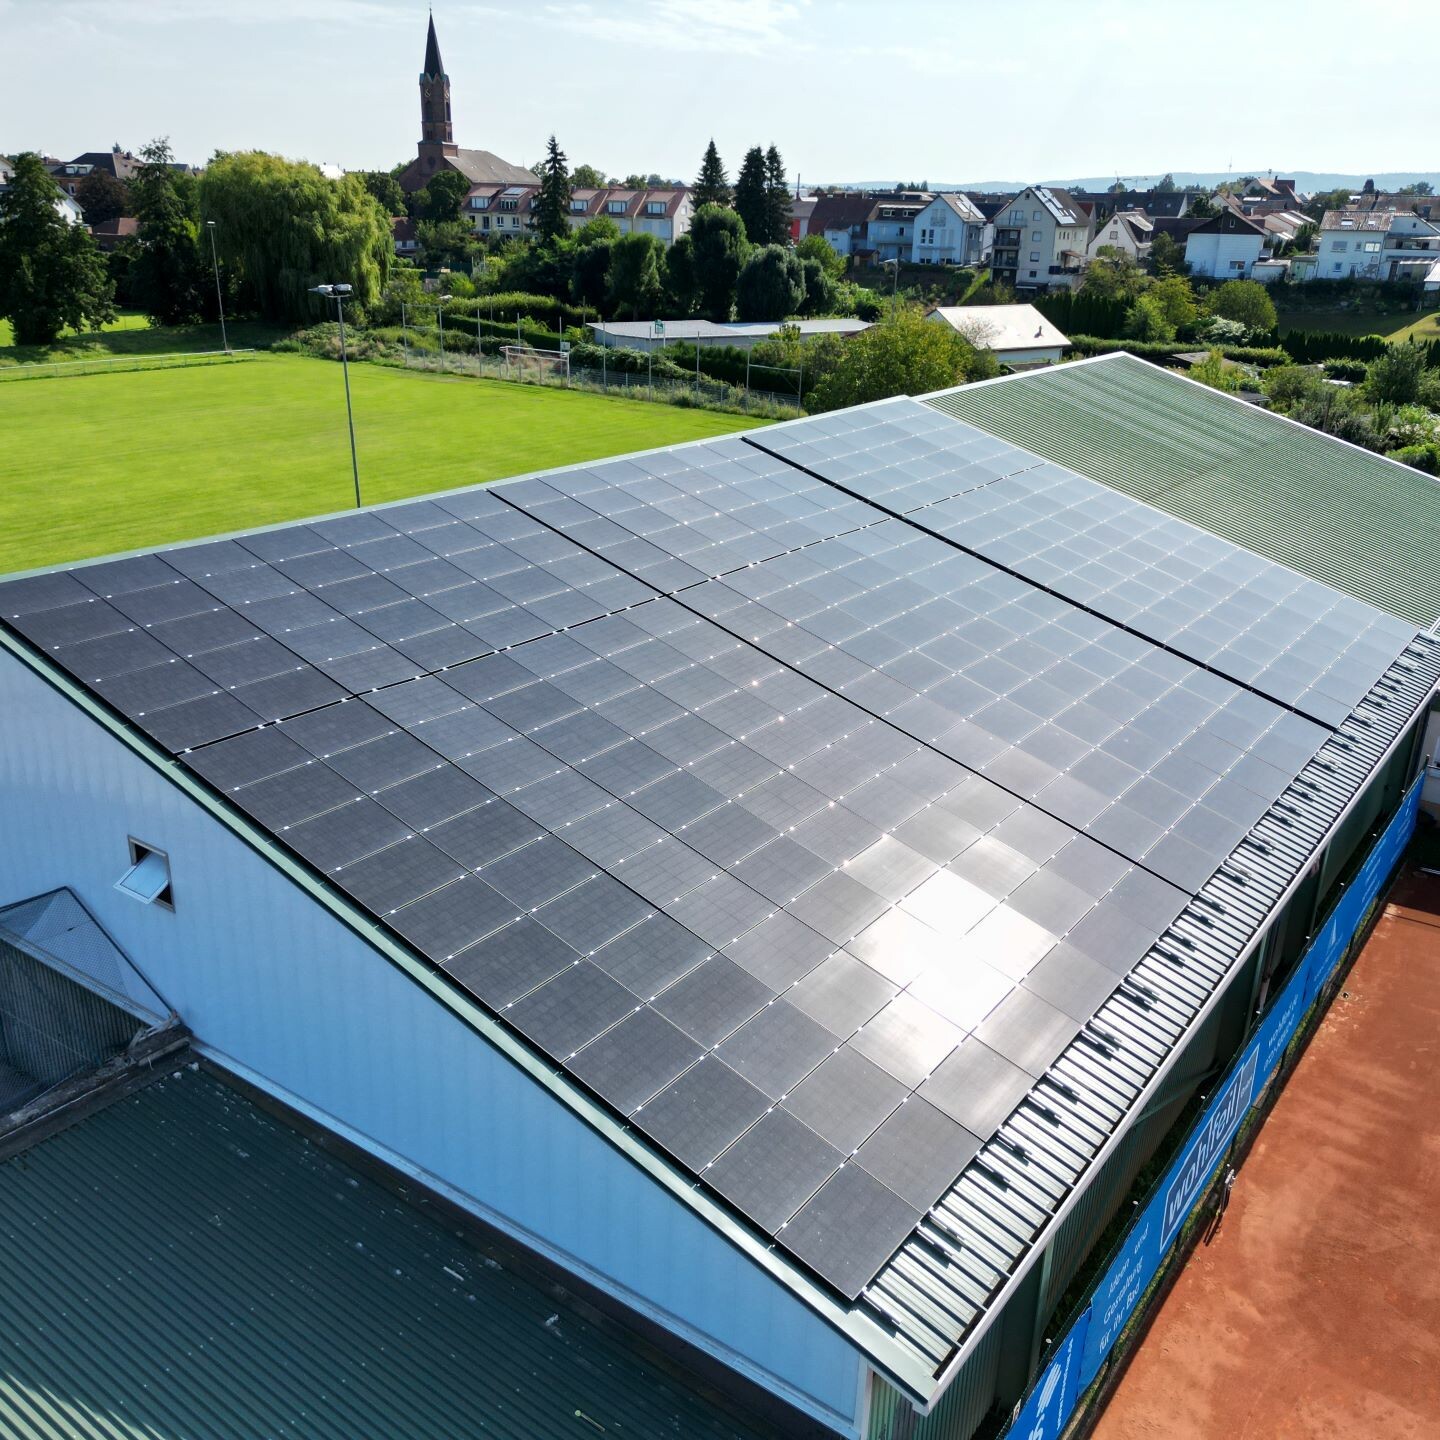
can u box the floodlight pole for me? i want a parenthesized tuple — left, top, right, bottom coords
(205, 220, 229, 354)
(310, 284, 361, 509)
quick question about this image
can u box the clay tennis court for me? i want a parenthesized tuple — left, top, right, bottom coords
(1092, 863, 1440, 1440)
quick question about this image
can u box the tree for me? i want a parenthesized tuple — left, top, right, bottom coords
(664, 233, 697, 315)
(796, 233, 844, 280)
(810, 307, 999, 412)
(200, 151, 392, 323)
(1260, 363, 1325, 413)
(129, 137, 210, 326)
(416, 219, 476, 270)
(1152, 173, 1179, 193)
(1147, 230, 1186, 276)
(765, 145, 792, 245)
(1364, 342, 1426, 406)
(413, 169, 471, 223)
(689, 203, 748, 321)
(1080, 248, 1148, 302)
(799, 257, 837, 317)
(693, 141, 729, 209)
(1304, 188, 1352, 222)
(1187, 349, 1242, 394)
(1124, 293, 1176, 342)
(1398, 181, 1435, 197)
(571, 216, 618, 309)
(608, 232, 665, 319)
(1186, 194, 1219, 219)
(1148, 273, 1198, 333)
(736, 244, 804, 321)
(733, 147, 769, 247)
(1206, 278, 1276, 336)
(75, 168, 131, 225)
(534, 134, 572, 242)
(570, 163, 606, 189)
(0, 151, 115, 343)
(359, 170, 406, 216)
(620, 174, 648, 189)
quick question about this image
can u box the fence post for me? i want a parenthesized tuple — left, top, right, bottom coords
(401, 303, 408, 367)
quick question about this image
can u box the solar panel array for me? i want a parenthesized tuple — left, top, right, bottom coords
(750, 401, 1420, 729)
(0, 404, 1418, 1303)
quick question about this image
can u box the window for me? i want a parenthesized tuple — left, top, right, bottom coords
(1031, 229, 1042, 241)
(1332, 240, 1347, 252)
(1028, 269, 1038, 278)
(472, 196, 489, 210)
(481, 216, 490, 230)
(608, 200, 626, 213)
(1032, 209, 1042, 222)
(1362, 240, 1381, 253)
(1029, 251, 1040, 263)
(510, 216, 519, 228)
(569, 199, 587, 212)
(645, 201, 665, 215)
(1332, 261, 1342, 273)
(116, 840, 172, 909)
(500, 198, 517, 211)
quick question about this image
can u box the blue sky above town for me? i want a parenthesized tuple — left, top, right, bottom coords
(2, 0, 1435, 184)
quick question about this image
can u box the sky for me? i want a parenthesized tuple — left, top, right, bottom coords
(2, 0, 1437, 186)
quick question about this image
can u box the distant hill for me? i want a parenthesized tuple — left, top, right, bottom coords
(828, 171, 1440, 194)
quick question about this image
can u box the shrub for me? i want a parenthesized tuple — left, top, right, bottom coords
(1205, 279, 1277, 336)
(1321, 357, 1368, 381)
(1187, 349, 1243, 394)
(1386, 443, 1440, 473)
(1124, 294, 1176, 343)
(1260, 363, 1324, 411)
(1363, 341, 1427, 405)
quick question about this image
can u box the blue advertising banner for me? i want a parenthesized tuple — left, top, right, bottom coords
(1006, 1307, 1090, 1440)
(1008, 776, 1422, 1436)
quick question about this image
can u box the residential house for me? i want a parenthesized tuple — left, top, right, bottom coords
(1086, 209, 1153, 263)
(789, 195, 816, 243)
(396, 15, 536, 196)
(865, 193, 931, 262)
(910, 192, 988, 266)
(803, 192, 874, 258)
(465, 184, 693, 246)
(1234, 176, 1303, 216)
(1075, 188, 1205, 223)
(392, 216, 418, 259)
(89, 216, 139, 251)
(0, 158, 86, 226)
(1313, 208, 1440, 281)
(46, 148, 142, 201)
(1350, 191, 1437, 222)
(1182, 211, 1266, 278)
(926, 303, 1068, 365)
(989, 186, 1093, 291)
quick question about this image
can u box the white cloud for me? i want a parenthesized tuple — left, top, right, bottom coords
(537, 0, 807, 55)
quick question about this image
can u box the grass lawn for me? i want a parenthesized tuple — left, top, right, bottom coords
(0, 353, 765, 573)
(1275, 306, 1440, 343)
(0, 313, 285, 366)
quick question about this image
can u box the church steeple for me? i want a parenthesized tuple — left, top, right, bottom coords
(419, 11, 454, 151)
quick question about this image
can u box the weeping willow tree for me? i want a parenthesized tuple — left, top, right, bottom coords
(200, 152, 392, 323)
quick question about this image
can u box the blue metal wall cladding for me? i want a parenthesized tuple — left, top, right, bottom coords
(1003, 775, 1423, 1440)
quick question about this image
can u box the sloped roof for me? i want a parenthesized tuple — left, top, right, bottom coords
(927, 303, 1069, 353)
(925, 353, 1440, 628)
(2, 374, 1434, 1403)
(450, 148, 537, 186)
(0, 1067, 774, 1439)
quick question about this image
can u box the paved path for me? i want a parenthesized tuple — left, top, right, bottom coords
(1092, 866, 1440, 1440)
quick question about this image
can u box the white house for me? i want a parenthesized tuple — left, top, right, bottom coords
(1313, 209, 1440, 282)
(465, 185, 694, 247)
(864, 194, 930, 262)
(989, 186, 1092, 292)
(910, 192, 988, 266)
(927, 303, 1068, 366)
(1086, 209, 1152, 264)
(1182, 211, 1265, 279)
(588, 317, 870, 352)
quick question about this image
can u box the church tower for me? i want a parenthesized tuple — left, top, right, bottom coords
(418, 12, 457, 166)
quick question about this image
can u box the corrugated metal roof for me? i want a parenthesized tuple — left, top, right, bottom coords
(0, 1068, 775, 1440)
(925, 354, 1440, 629)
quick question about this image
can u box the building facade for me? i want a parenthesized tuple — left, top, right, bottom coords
(910, 193, 988, 267)
(989, 186, 1092, 291)
(1182, 210, 1266, 278)
(1312, 208, 1440, 282)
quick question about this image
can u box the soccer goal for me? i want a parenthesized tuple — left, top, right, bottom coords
(503, 344, 570, 386)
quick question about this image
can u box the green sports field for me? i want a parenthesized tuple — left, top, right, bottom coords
(0, 354, 764, 573)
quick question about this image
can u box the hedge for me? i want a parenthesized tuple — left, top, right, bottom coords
(1034, 291, 1129, 340)
(1281, 329, 1390, 364)
(1065, 336, 1288, 366)
(447, 292, 599, 326)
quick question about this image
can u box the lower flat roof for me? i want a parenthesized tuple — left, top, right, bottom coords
(0, 1067, 775, 1440)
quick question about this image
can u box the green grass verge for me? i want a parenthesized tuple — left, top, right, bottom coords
(0, 313, 285, 366)
(0, 353, 766, 573)
(1276, 307, 1440, 343)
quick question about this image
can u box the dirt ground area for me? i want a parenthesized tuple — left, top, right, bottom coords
(1091, 864, 1440, 1440)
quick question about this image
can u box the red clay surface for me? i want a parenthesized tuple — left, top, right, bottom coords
(1092, 865, 1440, 1440)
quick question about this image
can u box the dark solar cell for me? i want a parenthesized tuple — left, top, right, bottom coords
(783, 1047, 907, 1153)
(569, 1007, 704, 1113)
(919, 1038, 1035, 1137)
(229, 760, 360, 830)
(706, 1109, 843, 1234)
(386, 873, 520, 960)
(855, 1097, 981, 1212)
(850, 993, 963, 1088)
(652, 956, 775, 1048)
(181, 725, 309, 792)
(443, 915, 580, 1008)
(778, 1163, 921, 1299)
(283, 795, 412, 873)
(333, 835, 466, 915)
(135, 690, 261, 751)
(713, 1001, 839, 1099)
(635, 1059, 772, 1171)
(505, 960, 640, 1058)
(788, 952, 897, 1038)
(481, 836, 596, 911)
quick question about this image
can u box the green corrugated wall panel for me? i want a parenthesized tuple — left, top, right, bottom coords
(0, 1071, 770, 1440)
(867, 1320, 1003, 1440)
(927, 355, 1440, 628)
